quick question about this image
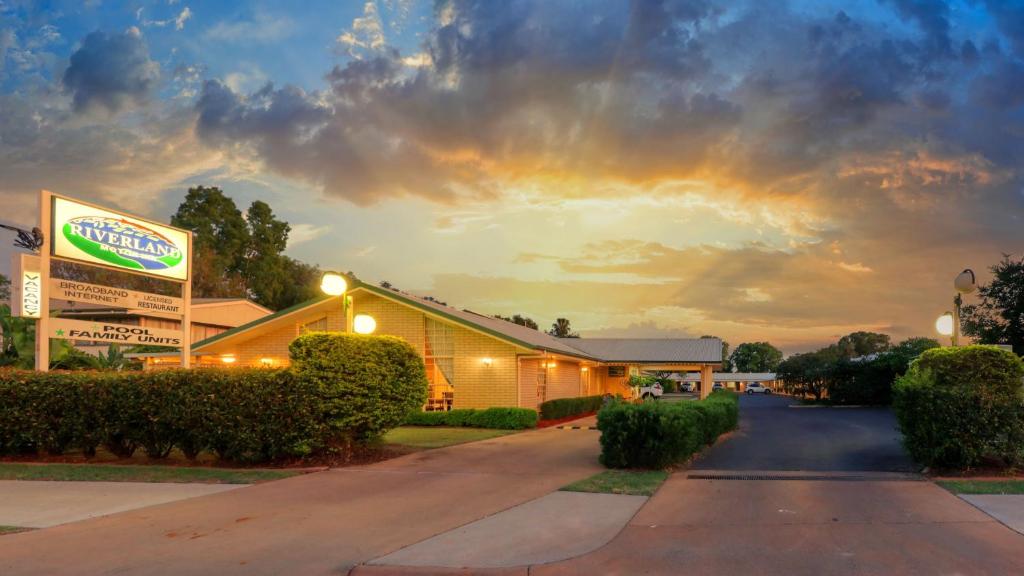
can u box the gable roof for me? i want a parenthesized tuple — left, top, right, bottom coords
(565, 338, 723, 363)
(191, 279, 720, 364)
(352, 283, 596, 359)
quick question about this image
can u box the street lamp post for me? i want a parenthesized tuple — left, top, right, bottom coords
(952, 269, 976, 347)
(320, 271, 350, 332)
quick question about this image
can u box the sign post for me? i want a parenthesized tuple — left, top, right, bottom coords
(32, 190, 193, 371)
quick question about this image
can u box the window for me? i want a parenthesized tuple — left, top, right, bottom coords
(300, 316, 328, 333)
(608, 366, 626, 377)
(424, 318, 454, 411)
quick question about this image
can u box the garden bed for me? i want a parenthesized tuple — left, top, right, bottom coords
(537, 411, 596, 428)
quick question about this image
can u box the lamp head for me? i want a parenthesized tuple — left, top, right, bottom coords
(954, 269, 976, 294)
(935, 313, 955, 337)
(353, 314, 377, 334)
(320, 272, 348, 296)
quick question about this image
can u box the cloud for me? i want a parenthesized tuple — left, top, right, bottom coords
(288, 223, 330, 247)
(337, 1, 387, 58)
(62, 28, 159, 113)
(204, 12, 295, 43)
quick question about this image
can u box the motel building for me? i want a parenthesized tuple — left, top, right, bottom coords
(138, 279, 723, 410)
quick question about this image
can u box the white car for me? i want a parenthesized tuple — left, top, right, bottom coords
(745, 382, 772, 395)
(680, 382, 696, 393)
(639, 382, 664, 400)
(711, 382, 725, 392)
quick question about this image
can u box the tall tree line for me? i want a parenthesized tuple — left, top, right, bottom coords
(170, 186, 322, 310)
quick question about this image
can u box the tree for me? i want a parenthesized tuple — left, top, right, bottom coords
(729, 341, 783, 372)
(776, 348, 838, 400)
(0, 273, 9, 303)
(495, 314, 538, 330)
(701, 335, 731, 371)
(890, 337, 940, 359)
(836, 331, 891, 358)
(170, 186, 249, 298)
(548, 317, 579, 338)
(961, 254, 1024, 355)
(170, 187, 323, 310)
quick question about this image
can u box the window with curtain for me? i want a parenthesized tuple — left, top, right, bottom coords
(424, 318, 455, 411)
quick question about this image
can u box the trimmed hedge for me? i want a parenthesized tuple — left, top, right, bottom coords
(893, 346, 1024, 469)
(539, 395, 604, 420)
(289, 332, 428, 443)
(0, 332, 432, 463)
(597, 391, 738, 468)
(0, 368, 320, 463)
(404, 407, 537, 429)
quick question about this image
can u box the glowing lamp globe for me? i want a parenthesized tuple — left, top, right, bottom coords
(320, 272, 348, 296)
(935, 313, 955, 337)
(954, 269, 976, 294)
(353, 314, 377, 334)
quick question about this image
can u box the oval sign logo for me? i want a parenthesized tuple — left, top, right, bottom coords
(62, 216, 183, 272)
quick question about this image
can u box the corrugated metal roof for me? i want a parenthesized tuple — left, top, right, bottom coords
(564, 338, 723, 363)
(679, 372, 777, 382)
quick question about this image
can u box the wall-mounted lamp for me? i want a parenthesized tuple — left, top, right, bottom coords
(482, 357, 493, 367)
(220, 354, 237, 364)
(353, 314, 377, 334)
(581, 367, 589, 372)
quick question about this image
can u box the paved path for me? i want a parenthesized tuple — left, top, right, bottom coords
(0, 425, 602, 576)
(962, 494, 1024, 535)
(369, 491, 646, 568)
(535, 395, 1024, 575)
(693, 394, 916, 472)
(0, 481, 240, 528)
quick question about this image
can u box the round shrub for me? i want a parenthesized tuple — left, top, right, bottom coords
(893, 345, 1024, 469)
(289, 332, 429, 445)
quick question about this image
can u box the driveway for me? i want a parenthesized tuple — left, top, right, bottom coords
(0, 424, 602, 576)
(692, 394, 916, 472)
(537, 394, 1024, 575)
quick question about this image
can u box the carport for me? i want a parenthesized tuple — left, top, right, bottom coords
(565, 339, 722, 399)
(680, 372, 778, 393)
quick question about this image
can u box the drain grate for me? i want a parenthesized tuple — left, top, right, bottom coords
(686, 473, 922, 482)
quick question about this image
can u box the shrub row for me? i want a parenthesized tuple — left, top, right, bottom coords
(893, 346, 1024, 469)
(404, 407, 538, 429)
(0, 332, 430, 464)
(0, 368, 321, 463)
(539, 395, 605, 420)
(597, 391, 739, 468)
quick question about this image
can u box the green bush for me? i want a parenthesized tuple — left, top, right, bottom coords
(403, 407, 537, 429)
(539, 395, 604, 420)
(597, 391, 739, 468)
(289, 332, 429, 443)
(893, 346, 1024, 469)
(0, 368, 322, 463)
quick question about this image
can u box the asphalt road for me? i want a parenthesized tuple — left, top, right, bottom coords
(692, 393, 916, 472)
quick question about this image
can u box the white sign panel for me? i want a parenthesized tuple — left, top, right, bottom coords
(11, 253, 42, 318)
(51, 195, 191, 282)
(49, 318, 183, 347)
(50, 279, 185, 316)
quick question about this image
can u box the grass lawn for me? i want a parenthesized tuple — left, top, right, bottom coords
(382, 426, 514, 449)
(937, 480, 1024, 495)
(0, 462, 302, 484)
(561, 470, 669, 496)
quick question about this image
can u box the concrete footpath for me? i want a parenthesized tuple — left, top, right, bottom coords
(0, 423, 602, 576)
(962, 494, 1024, 535)
(0, 480, 241, 528)
(369, 491, 646, 568)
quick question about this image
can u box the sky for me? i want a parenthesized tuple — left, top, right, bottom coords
(2, 0, 1023, 353)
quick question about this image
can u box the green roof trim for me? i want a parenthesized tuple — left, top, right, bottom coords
(354, 282, 596, 360)
(191, 293, 333, 351)
(190, 278, 595, 360)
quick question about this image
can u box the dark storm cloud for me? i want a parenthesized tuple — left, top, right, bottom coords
(62, 29, 159, 113)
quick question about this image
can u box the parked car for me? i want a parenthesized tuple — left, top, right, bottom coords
(746, 382, 772, 395)
(680, 382, 696, 393)
(639, 382, 664, 400)
(711, 382, 725, 392)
